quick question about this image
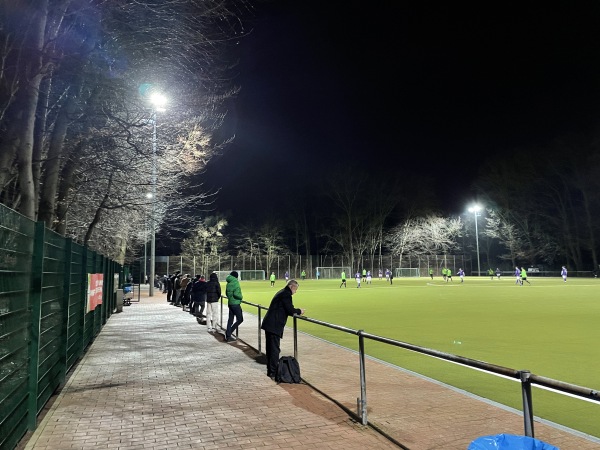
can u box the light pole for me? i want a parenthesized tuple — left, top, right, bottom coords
(468, 205, 482, 276)
(148, 92, 167, 297)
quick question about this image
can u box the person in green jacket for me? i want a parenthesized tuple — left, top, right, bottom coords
(301, 270, 306, 280)
(225, 271, 244, 342)
(270, 272, 276, 287)
(429, 268, 434, 280)
(340, 271, 347, 288)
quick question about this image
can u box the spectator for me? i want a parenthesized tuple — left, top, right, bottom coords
(177, 274, 190, 307)
(190, 275, 207, 318)
(205, 273, 222, 332)
(225, 271, 244, 342)
(261, 280, 304, 380)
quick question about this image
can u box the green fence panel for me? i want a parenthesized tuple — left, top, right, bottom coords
(0, 203, 121, 450)
(35, 228, 68, 417)
(0, 206, 35, 450)
(66, 241, 85, 371)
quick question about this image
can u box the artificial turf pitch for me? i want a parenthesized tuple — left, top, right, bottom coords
(238, 276, 600, 437)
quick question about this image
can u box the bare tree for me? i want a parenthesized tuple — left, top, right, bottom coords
(386, 214, 463, 264)
(180, 215, 228, 273)
(0, 0, 250, 260)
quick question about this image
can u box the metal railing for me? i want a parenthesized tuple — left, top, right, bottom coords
(225, 298, 600, 438)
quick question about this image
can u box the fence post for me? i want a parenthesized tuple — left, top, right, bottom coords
(27, 221, 45, 429)
(60, 238, 73, 380)
(358, 331, 368, 425)
(519, 370, 535, 437)
(81, 248, 88, 351)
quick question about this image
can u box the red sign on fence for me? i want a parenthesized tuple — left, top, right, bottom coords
(87, 273, 104, 313)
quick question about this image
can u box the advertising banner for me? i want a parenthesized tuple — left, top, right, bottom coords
(87, 273, 104, 313)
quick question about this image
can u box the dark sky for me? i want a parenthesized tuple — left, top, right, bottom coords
(201, 2, 600, 222)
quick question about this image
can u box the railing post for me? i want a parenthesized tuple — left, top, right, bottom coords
(519, 370, 535, 437)
(257, 306, 262, 354)
(219, 296, 223, 330)
(358, 331, 368, 425)
(293, 316, 298, 360)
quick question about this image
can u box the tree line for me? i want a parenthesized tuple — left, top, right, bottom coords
(182, 144, 600, 275)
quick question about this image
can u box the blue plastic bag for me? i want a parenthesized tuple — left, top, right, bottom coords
(468, 433, 559, 450)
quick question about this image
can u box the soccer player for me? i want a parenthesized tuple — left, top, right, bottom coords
(514, 267, 521, 285)
(385, 268, 390, 281)
(496, 268, 502, 280)
(355, 271, 361, 288)
(561, 266, 567, 282)
(378, 269, 383, 280)
(362, 268, 367, 282)
(366, 270, 372, 284)
(446, 269, 453, 282)
(488, 268, 494, 280)
(270, 272, 276, 287)
(429, 268, 434, 280)
(457, 268, 465, 282)
(340, 271, 347, 288)
(520, 267, 531, 285)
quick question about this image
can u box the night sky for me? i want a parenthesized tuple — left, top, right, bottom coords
(202, 2, 600, 223)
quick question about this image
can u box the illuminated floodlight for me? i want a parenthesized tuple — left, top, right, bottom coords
(149, 92, 167, 111)
(467, 204, 482, 276)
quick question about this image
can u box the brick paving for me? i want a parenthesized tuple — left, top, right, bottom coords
(22, 291, 600, 450)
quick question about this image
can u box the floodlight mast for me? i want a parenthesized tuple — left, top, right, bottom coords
(148, 92, 167, 296)
(468, 205, 482, 277)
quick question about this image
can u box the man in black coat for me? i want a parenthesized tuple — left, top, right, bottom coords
(260, 279, 304, 380)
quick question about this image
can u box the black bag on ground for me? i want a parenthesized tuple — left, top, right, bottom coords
(276, 356, 301, 383)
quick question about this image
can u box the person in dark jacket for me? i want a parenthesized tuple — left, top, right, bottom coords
(205, 273, 222, 332)
(167, 271, 180, 303)
(190, 275, 206, 316)
(260, 279, 304, 380)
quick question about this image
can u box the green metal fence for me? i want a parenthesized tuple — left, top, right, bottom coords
(0, 204, 121, 450)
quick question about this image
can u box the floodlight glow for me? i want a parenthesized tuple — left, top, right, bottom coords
(468, 204, 481, 213)
(149, 92, 167, 108)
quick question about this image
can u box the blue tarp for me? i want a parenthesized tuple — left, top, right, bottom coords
(468, 434, 559, 450)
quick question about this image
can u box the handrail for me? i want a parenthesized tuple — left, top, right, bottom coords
(233, 298, 600, 437)
(294, 314, 600, 402)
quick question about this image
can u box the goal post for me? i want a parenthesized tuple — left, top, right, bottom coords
(316, 266, 351, 280)
(394, 268, 420, 278)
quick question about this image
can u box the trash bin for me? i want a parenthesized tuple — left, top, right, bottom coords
(468, 433, 559, 450)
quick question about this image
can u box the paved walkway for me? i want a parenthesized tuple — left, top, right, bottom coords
(21, 292, 600, 450)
